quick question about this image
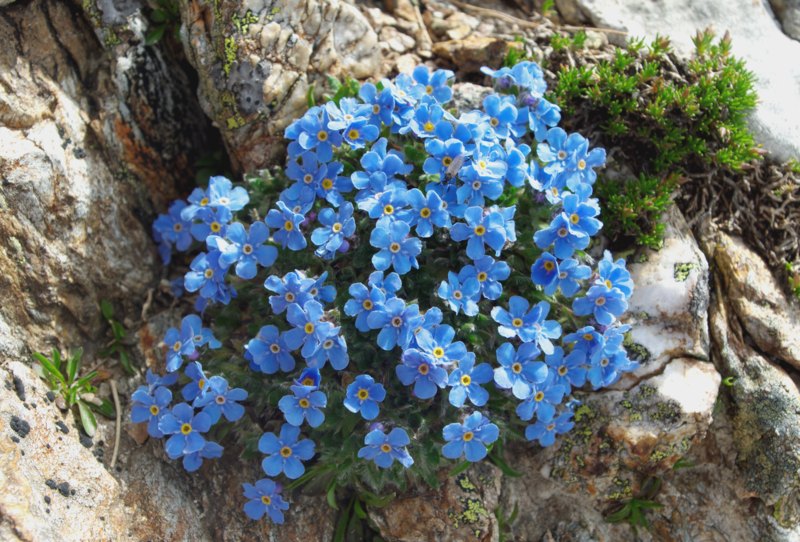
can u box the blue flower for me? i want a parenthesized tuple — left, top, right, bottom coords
(294, 367, 322, 388)
(259, 424, 315, 479)
(305, 334, 349, 370)
(158, 402, 212, 458)
(325, 98, 372, 132)
(366, 297, 422, 350)
(458, 256, 510, 301)
(211, 221, 277, 280)
(367, 270, 403, 296)
(286, 106, 341, 161)
(494, 342, 548, 399)
(516, 377, 567, 422)
(266, 201, 307, 251)
(531, 253, 591, 297)
(545, 347, 587, 389)
(189, 206, 233, 242)
(283, 300, 337, 358)
(279, 386, 327, 428)
(403, 103, 451, 139)
(596, 250, 634, 297)
(368, 185, 410, 223)
(181, 361, 210, 402)
(153, 200, 193, 264)
(413, 324, 467, 365)
(311, 202, 356, 257)
(437, 272, 480, 316)
(341, 117, 379, 149)
(586, 325, 638, 388)
(450, 206, 507, 260)
(504, 142, 532, 187)
(352, 138, 412, 188)
(309, 272, 337, 304)
(491, 297, 562, 353)
(206, 175, 249, 212)
(533, 193, 602, 259)
(131, 385, 172, 438)
(182, 186, 213, 221)
(243, 478, 290, 523)
(244, 325, 296, 374)
(405, 188, 450, 237)
(163, 318, 198, 373)
(343, 374, 386, 420)
(144, 369, 178, 392)
(264, 271, 315, 314)
(344, 283, 386, 333)
(370, 219, 422, 275)
(182, 440, 223, 472)
(525, 411, 575, 447)
(423, 137, 467, 178)
(572, 284, 628, 326)
(396, 349, 448, 399)
(563, 325, 603, 354)
(413, 65, 454, 104)
(482, 94, 517, 140)
(442, 412, 499, 462)
(359, 82, 395, 126)
(358, 427, 414, 468)
(193, 375, 248, 424)
(447, 353, 493, 407)
(184, 251, 232, 305)
(457, 152, 507, 206)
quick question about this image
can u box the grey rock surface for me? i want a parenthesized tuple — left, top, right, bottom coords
(770, 0, 800, 40)
(570, 0, 800, 162)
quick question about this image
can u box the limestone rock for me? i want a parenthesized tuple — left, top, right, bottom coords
(770, 0, 800, 41)
(571, 0, 800, 162)
(369, 463, 501, 542)
(621, 206, 710, 382)
(432, 36, 515, 74)
(178, 0, 382, 170)
(708, 231, 800, 370)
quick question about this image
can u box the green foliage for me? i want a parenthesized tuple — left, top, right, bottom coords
(326, 76, 362, 106)
(604, 476, 663, 531)
(550, 30, 760, 248)
(540, 0, 555, 17)
(145, 0, 181, 45)
(786, 262, 800, 299)
(496, 503, 519, 542)
(33, 348, 115, 436)
(100, 300, 134, 375)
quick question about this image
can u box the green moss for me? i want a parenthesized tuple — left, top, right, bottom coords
(232, 10, 259, 33)
(456, 473, 477, 492)
(223, 36, 238, 77)
(673, 262, 697, 281)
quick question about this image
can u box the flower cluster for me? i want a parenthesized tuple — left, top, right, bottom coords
(142, 61, 638, 525)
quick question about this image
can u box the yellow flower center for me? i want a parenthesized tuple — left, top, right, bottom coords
(299, 398, 310, 408)
(381, 443, 393, 453)
(424, 121, 435, 132)
(372, 104, 381, 114)
(322, 178, 333, 190)
(425, 85, 434, 95)
(317, 130, 328, 141)
(601, 357, 609, 367)
(547, 423, 556, 431)
(512, 318, 523, 327)
(433, 347, 445, 358)
(583, 333, 594, 341)
(460, 375, 471, 386)
(477, 272, 488, 282)
(304, 322, 315, 334)
(347, 128, 360, 140)
(442, 156, 453, 167)
(490, 117, 499, 127)
(534, 391, 545, 402)
(578, 159, 586, 170)
(558, 366, 568, 376)
(172, 341, 182, 352)
(261, 495, 272, 505)
(463, 431, 474, 442)
(384, 204, 394, 215)
(180, 423, 192, 435)
(173, 223, 183, 232)
(512, 362, 522, 374)
(420, 207, 431, 218)
(357, 389, 369, 400)
(474, 225, 486, 236)
(149, 405, 160, 416)
(595, 296, 606, 306)
(332, 223, 342, 233)
(210, 222, 221, 233)
(605, 279, 612, 288)
(200, 197, 209, 206)
(453, 290, 463, 300)
(570, 213, 580, 224)
(203, 269, 214, 279)
(544, 261, 555, 272)
(280, 446, 293, 458)
(243, 244, 253, 255)
(285, 292, 295, 302)
(302, 377, 315, 386)
(363, 299, 374, 310)
(389, 242, 401, 253)
(284, 220, 294, 231)
(418, 363, 430, 375)
(198, 379, 205, 389)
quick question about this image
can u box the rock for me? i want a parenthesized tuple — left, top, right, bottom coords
(706, 230, 800, 370)
(555, 0, 588, 25)
(451, 82, 494, 113)
(178, 0, 382, 170)
(369, 463, 501, 542)
(708, 274, 800, 529)
(432, 36, 514, 74)
(770, 0, 800, 41)
(572, 0, 800, 162)
(620, 206, 710, 382)
(380, 26, 416, 54)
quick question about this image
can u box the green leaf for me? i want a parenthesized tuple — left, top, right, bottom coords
(111, 320, 126, 340)
(150, 8, 168, 23)
(333, 497, 353, 542)
(32, 352, 66, 386)
(78, 401, 97, 437)
(100, 299, 114, 320)
(119, 350, 134, 375)
(52, 348, 62, 372)
(326, 482, 339, 510)
(488, 449, 522, 477)
(145, 25, 166, 46)
(359, 490, 395, 508)
(66, 347, 82, 383)
(449, 460, 471, 477)
(353, 498, 367, 519)
(91, 398, 116, 419)
(74, 371, 98, 391)
(605, 503, 632, 523)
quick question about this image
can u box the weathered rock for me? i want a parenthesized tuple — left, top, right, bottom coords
(370, 463, 501, 542)
(432, 36, 515, 74)
(451, 82, 494, 113)
(620, 206, 710, 382)
(770, 0, 800, 41)
(571, 0, 800, 162)
(708, 231, 800, 370)
(179, 0, 382, 170)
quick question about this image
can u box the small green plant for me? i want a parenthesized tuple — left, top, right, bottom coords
(786, 262, 800, 299)
(496, 503, 519, 542)
(549, 30, 759, 248)
(605, 476, 663, 531)
(100, 300, 134, 375)
(33, 348, 115, 436)
(145, 0, 181, 45)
